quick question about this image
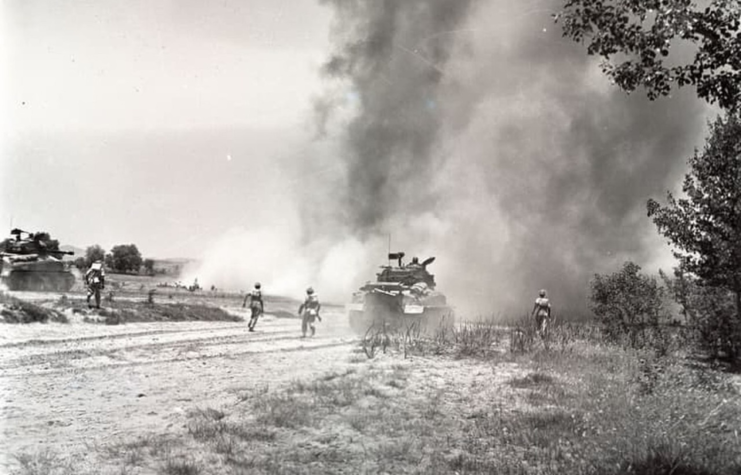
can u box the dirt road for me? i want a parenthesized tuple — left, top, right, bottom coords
(0, 304, 358, 472)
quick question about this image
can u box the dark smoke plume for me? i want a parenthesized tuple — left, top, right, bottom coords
(319, 0, 473, 235)
(317, 0, 710, 316)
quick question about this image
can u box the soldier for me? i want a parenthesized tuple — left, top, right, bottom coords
(298, 287, 321, 338)
(530, 289, 551, 338)
(84, 260, 106, 309)
(243, 282, 264, 332)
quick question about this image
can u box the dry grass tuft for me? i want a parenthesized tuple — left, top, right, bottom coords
(160, 457, 201, 475)
(509, 371, 554, 388)
(11, 450, 74, 475)
(1, 293, 68, 324)
(253, 392, 314, 428)
(67, 300, 241, 324)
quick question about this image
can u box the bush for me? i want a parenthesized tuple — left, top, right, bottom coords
(662, 268, 741, 361)
(590, 262, 668, 349)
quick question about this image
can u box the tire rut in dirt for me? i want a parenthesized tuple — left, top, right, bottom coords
(0, 339, 357, 378)
(0, 329, 312, 372)
(0, 323, 251, 349)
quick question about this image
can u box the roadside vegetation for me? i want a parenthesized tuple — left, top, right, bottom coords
(0, 292, 68, 324)
(12, 308, 740, 475)
(64, 300, 243, 325)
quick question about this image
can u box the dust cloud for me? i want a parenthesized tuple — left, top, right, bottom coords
(187, 0, 709, 317)
(310, 0, 709, 317)
(182, 225, 376, 303)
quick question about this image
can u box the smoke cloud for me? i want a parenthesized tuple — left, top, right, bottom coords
(314, 0, 709, 316)
(186, 0, 709, 317)
(318, 0, 474, 233)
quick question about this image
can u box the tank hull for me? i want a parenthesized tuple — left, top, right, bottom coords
(347, 292, 453, 334)
(1, 260, 76, 292)
(347, 252, 452, 335)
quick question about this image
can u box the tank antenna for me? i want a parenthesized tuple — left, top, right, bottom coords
(388, 233, 391, 266)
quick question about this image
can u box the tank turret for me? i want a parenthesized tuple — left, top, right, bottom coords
(0, 229, 76, 291)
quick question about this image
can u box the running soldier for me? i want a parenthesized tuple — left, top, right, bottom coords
(531, 289, 551, 339)
(243, 282, 264, 332)
(84, 260, 106, 309)
(298, 287, 321, 338)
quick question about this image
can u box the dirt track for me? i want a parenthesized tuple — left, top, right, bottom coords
(0, 302, 358, 472)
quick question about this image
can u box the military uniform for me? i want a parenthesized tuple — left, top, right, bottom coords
(532, 292, 551, 337)
(85, 261, 106, 309)
(298, 290, 321, 337)
(244, 285, 264, 331)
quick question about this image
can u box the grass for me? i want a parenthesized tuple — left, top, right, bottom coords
(9, 313, 741, 474)
(67, 300, 242, 324)
(0, 292, 68, 324)
(11, 450, 74, 475)
(152, 319, 738, 473)
(509, 371, 555, 388)
(160, 458, 201, 475)
(208, 322, 738, 474)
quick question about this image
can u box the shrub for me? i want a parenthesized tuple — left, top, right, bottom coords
(662, 267, 741, 361)
(589, 262, 667, 349)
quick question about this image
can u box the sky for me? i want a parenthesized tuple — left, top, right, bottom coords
(0, 0, 715, 314)
(1, 0, 332, 254)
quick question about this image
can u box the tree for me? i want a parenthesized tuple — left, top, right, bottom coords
(84, 245, 106, 268)
(590, 261, 667, 348)
(555, 0, 741, 110)
(73, 257, 87, 271)
(143, 258, 155, 276)
(104, 253, 114, 270)
(109, 244, 143, 274)
(647, 110, 741, 353)
(661, 268, 740, 358)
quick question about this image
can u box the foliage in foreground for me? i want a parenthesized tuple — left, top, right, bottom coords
(23, 323, 739, 475)
(647, 109, 741, 360)
(589, 261, 670, 350)
(648, 110, 741, 297)
(555, 0, 741, 110)
(588, 259, 741, 363)
(662, 268, 741, 361)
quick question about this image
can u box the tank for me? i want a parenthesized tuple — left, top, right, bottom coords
(0, 229, 75, 291)
(346, 252, 453, 334)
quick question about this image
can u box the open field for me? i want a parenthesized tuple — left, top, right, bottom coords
(2, 286, 741, 474)
(0, 289, 356, 474)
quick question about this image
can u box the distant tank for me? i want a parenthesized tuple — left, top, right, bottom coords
(0, 229, 75, 291)
(346, 252, 453, 334)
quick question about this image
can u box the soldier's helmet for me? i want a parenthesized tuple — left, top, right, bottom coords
(411, 257, 419, 264)
(254, 282, 262, 289)
(539, 289, 547, 297)
(307, 287, 314, 295)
